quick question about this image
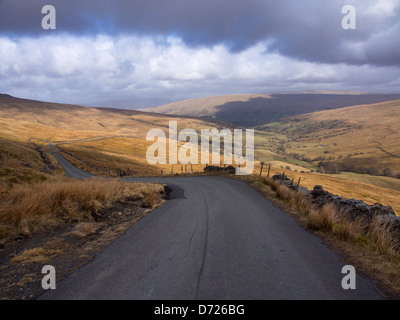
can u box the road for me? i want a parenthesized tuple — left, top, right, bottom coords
(41, 152, 384, 299)
(49, 143, 93, 179)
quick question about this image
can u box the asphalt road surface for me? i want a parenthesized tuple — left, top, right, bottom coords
(41, 153, 384, 299)
(49, 144, 93, 179)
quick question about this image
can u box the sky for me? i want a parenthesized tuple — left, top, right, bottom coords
(0, 0, 399, 105)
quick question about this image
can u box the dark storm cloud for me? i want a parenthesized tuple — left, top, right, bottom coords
(0, 0, 284, 43)
(0, 0, 399, 66)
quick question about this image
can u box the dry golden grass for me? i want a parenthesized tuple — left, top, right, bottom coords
(17, 274, 36, 287)
(368, 218, 400, 255)
(0, 138, 62, 193)
(307, 202, 337, 232)
(332, 216, 368, 243)
(67, 222, 107, 238)
(0, 138, 43, 170)
(0, 178, 164, 237)
(11, 248, 62, 264)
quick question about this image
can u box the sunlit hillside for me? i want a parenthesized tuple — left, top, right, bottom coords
(260, 100, 400, 174)
(0, 94, 234, 183)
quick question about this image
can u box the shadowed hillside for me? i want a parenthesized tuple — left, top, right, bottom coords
(146, 93, 400, 126)
(141, 94, 272, 117)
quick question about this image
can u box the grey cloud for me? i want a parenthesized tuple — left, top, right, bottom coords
(1, 0, 399, 67)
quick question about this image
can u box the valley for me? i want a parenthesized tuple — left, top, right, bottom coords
(2, 93, 400, 216)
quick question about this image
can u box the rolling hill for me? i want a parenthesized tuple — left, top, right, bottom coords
(86, 97, 173, 110)
(145, 92, 400, 126)
(260, 99, 400, 175)
(141, 94, 272, 117)
(0, 94, 227, 186)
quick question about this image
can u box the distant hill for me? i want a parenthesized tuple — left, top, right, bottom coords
(145, 93, 400, 127)
(271, 90, 372, 95)
(262, 99, 400, 173)
(141, 94, 272, 117)
(0, 93, 223, 178)
(86, 97, 174, 110)
(0, 93, 231, 138)
(0, 93, 147, 133)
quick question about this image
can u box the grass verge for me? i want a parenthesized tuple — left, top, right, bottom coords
(0, 178, 164, 238)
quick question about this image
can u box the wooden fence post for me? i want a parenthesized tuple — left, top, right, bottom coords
(260, 161, 265, 176)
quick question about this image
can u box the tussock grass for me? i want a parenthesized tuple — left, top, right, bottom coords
(0, 178, 164, 237)
(252, 175, 400, 257)
(67, 222, 107, 238)
(333, 216, 368, 243)
(368, 218, 400, 255)
(307, 203, 337, 232)
(11, 248, 62, 263)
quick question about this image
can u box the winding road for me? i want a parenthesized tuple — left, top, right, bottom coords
(41, 152, 384, 300)
(51, 150, 93, 179)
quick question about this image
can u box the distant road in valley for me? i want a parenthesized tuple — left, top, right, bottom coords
(48, 143, 93, 179)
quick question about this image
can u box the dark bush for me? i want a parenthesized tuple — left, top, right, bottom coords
(383, 168, 394, 177)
